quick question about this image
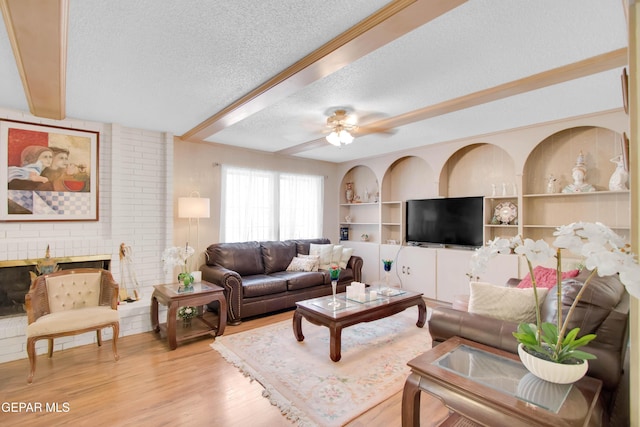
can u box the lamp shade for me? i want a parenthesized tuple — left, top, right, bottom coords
(178, 197, 210, 219)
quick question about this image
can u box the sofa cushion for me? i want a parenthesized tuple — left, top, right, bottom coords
(271, 271, 326, 291)
(541, 269, 625, 335)
(206, 241, 264, 276)
(340, 247, 354, 269)
(331, 245, 343, 265)
(241, 274, 287, 298)
(261, 240, 296, 274)
(286, 256, 318, 272)
(294, 238, 331, 255)
(517, 265, 580, 289)
(468, 281, 548, 323)
(310, 243, 334, 270)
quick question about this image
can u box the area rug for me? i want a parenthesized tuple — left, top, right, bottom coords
(211, 306, 432, 427)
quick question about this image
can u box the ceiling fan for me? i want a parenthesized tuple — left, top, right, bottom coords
(277, 107, 396, 155)
(325, 109, 358, 146)
(323, 107, 396, 147)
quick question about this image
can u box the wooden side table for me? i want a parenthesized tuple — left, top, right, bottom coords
(151, 281, 227, 350)
(402, 337, 602, 427)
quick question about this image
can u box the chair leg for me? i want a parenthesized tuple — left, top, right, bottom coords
(27, 337, 37, 384)
(96, 329, 102, 347)
(112, 322, 120, 361)
(47, 339, 54, 358)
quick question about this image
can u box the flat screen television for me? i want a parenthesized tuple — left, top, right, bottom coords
(405, 196, 484, 248)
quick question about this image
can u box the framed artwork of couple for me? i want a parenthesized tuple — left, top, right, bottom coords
(0, 120, 99, 221)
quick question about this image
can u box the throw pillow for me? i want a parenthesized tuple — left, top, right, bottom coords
(309, 243, 333, 270)
(331, 245, 343, 266)
(517, 266, 580, 289)
(339, 247, 354, 269)
(296, 253, 320, 271)
(468, 281, 549, 323)
(286, 256, 318, 272)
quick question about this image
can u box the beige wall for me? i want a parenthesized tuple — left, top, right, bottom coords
(173, 140, 339, 266)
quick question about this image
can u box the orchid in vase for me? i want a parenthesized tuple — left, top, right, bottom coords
(162, 244, 196, 289)
(470, 222, 640, 365)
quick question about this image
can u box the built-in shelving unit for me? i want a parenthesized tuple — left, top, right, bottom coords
(338, 125, 629, 301)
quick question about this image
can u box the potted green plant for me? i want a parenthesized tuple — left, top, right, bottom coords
(470, 222, 640, 382)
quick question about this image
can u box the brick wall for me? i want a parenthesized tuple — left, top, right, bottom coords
(0, 108, 174, 363)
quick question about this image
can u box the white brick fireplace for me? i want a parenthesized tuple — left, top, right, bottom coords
(0, 107, 175, 363)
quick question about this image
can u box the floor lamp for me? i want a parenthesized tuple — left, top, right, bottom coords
(178, 192, 210, 257)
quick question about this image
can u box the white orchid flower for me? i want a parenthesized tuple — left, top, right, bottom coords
(514, 238, 555, 264)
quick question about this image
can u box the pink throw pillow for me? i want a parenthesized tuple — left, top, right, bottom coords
(517, 266, 580, 289)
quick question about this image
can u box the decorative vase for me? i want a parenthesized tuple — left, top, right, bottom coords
(178, 271, 195, 291)
(518, 344, 588, 384)
(328, 279, 338, 308)
(345, 183, 354, 203)
(182, 317, 192, 328)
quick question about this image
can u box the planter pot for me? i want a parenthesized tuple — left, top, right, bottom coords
(518, 344, 588, 384)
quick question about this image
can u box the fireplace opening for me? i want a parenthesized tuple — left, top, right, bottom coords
(0, 255, 111, 318)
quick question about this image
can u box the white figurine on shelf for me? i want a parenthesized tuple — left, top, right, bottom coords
(562, 151, 596, 193)
(608, 155, 628, 191)
(546, 174, 558, 194)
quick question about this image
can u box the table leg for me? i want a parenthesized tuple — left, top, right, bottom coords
(215, 295, 227, 336)
(416, 299, 427, 328)
(151, 294, 160, 333)
(402, 372, 422, 427)
(167, 303, 178, 350)
(330, 325, 342, 362)
(293, 310, 304, 342)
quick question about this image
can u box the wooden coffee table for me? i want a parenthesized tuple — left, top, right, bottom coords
(402, 336, 603, 427)
(151, 281, 227, 350)
(293, 289, 426, 362)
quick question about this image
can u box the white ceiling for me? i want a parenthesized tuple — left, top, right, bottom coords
(0, 0, 629, 163)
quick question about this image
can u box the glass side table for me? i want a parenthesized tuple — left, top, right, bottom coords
(401, 336, 602, 427)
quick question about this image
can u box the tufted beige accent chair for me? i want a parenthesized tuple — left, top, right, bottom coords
(25, 268, 120, 383)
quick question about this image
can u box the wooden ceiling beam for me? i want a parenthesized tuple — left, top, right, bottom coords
(371, 48, 629, 131)
(0, 0, 69, 120)
(279, 48, 628, 156)
(180, 0, 467, 142)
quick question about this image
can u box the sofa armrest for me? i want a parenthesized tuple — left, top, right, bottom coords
(347, 255, 363, 283)
(428, 306, 520, 354)
(201, 264, 243, 323)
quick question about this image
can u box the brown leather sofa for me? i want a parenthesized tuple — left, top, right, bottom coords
(428, 269, 630, 422)
(201, 238, 363, 324)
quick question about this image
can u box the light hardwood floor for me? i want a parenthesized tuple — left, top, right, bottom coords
(0, 309, 449, 427)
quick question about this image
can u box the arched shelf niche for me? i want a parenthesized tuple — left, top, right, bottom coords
(380, 156, 432, 245)
(381, 156, 433, 202)
(523, 126, 624, 194)
(521, 126, 630, 242)
(339, 165, 379, 243)
(440, 143, 516, 197)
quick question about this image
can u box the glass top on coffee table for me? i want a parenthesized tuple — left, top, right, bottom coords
(310, 290, 399, 311)
(434, 344, 572, 413)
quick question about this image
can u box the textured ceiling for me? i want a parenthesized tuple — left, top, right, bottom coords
(0, 0, 629, 163)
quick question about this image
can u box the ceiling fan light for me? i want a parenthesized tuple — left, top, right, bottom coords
(339, 129, 354, 144)
(326, 131, 341, 146)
